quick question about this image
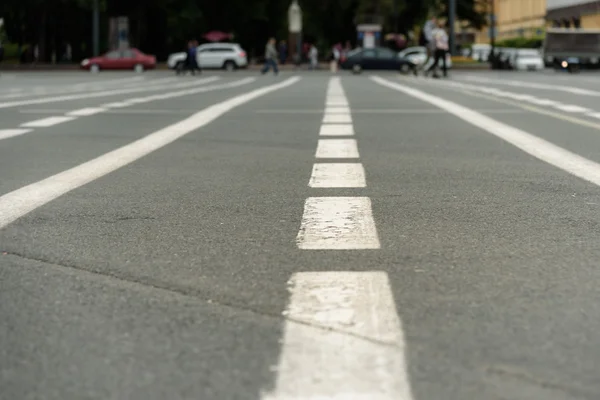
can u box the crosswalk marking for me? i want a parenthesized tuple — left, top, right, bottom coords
(309, 163, 366, 188)
(0, 76, 220, 110)
(315, 139, 359, 158)
(323, 113, 352, 123)
(296, 197, 380, 249)
(0, 129, 33, 141)
(262, 271, 412, 400)
(374, 75, 600, 189)
(66, 108, 106, 117)
(0, 77, 301, 229)
(319, 124, 354, 136)
(21, 116, 76, 128)
(554, 104, 590, 113)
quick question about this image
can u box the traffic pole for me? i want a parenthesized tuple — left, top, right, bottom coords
(93, 0, 99, 56)
(448, 0, 456, 56)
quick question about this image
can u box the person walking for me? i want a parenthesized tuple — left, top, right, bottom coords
(261, 38, 279, 75)
(419, 15, 437, 73)
(183, 40, 200, 76)
(279, 40, 287, 65)
(426, 22, 449, 78)
(330, 44, 341, 73)
(309, 44, 318, 70)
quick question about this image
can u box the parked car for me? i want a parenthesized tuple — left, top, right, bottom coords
(167, 42, 248, 71)
(513, 49, 545, 71)
(340, 47, 416, 74)
(397, 46, 453, 72)
(81, 48, 156, 72)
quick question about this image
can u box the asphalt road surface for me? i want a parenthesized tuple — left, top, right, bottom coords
(2, 68, 600, 400)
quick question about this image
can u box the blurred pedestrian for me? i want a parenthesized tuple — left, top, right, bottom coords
(261, 38, 279, 75)
(279, 40, 287, 65)
(419, 15, 437, 73)
(309, 44, 318, 70)
(426, 22, 449, 78)
(184, 40, 200, 75)
(330, 44, 341, 73)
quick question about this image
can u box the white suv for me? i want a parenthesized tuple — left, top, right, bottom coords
(167, 42, 248, 71)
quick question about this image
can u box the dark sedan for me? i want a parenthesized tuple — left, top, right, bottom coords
(340, 47, 416, 74)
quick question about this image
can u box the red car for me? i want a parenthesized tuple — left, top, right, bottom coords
(81, 48, 156, 72)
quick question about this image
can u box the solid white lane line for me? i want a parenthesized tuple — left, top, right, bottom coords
(296, 197, 380, 249)
(319, 124, 354, 136)
(459, 75, 600, 96)
(0, 76, 151, 101)
(0, 76, 221, 109)
(262, 271, 413, 400)
(587, 112, 600, 119)
(0, 77, 301, 229)
(102, 102, 131, 108)
(554, 104, 590, 113)
(0, 129, 33, 141)
(315, 139, 359, 158)
(323, 113, 352, 123)
(20, 116, 76, 128)
(66, 107, 106, 117)
(309, 163, 366, 188)
(374, 76, 600, 188)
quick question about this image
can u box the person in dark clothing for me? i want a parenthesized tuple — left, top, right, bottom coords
(261, 38, 279, 75)
(185, 40, 200, 75)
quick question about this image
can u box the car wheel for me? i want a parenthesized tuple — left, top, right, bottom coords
(90, 64, 100, 73)
(399, 63, 411, 74)
(352, 64, 362, 74)
(134, 64, 144, 73)
(175, 61, 185, 75)
(223, 61, 236, 71)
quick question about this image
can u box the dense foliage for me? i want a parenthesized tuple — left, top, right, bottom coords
(0, 0, 488, 62)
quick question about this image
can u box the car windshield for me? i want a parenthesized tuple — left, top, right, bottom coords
(518, 49, 540, 57)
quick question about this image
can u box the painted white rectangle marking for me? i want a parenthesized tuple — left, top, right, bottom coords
(309, 163, 366, 188)
(326, 100, 349, 107)
(0, 77, 301, 229)
(325, 107, 351, 114)
(0, 129, 33, 141)
(296, 197, 380, 249)
(554, 104, 590, 113)
(373, 75, 600, 189)
(261, 271, 413, 400)
(319, 124, 354, 136)
(66, 107, 106, 117)
(323, 113, 352, 123)
(21, 116, 76, 128)
(315, 139, 359, 158)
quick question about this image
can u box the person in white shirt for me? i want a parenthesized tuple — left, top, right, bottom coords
(419, 16, 437, 72)
(426, 22, 449, 78)
(309, 44, 318, 70)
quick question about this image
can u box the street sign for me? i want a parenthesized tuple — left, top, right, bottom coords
(289, 1, 302, 33)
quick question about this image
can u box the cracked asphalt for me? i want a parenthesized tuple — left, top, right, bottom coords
(2, 70, 600, 400)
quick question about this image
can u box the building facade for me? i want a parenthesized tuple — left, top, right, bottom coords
(474, 0, 547, 43)
(496, 0, 547, 38)
(473, 0, 600, 44)
(547, 0, 600, 28)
